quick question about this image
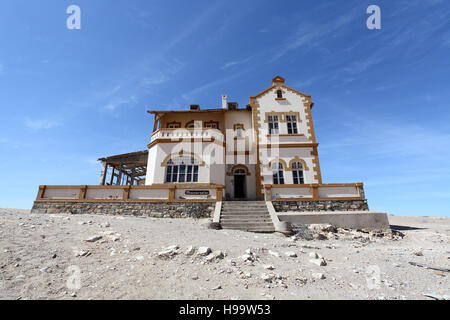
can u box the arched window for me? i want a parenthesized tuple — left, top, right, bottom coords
(165, 156, 199, 183)
(292, 161, 304, 184)
(272, 162, 285, 185)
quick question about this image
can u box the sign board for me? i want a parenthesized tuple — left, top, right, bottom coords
(185, 190, 210, 196)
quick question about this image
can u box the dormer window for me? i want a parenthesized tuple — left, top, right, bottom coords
(277, 90, 283, 99)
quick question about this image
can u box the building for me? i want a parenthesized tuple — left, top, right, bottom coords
(99, 75, 361, 201)
(32, 76, 375, 232)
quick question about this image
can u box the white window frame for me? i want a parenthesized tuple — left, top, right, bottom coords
(272, 162, 285, 185)
(165, 157, 199, 183)
(268, 115, 279, 134)
(286, 114, 298, 134)
(292, 161, 304, 184)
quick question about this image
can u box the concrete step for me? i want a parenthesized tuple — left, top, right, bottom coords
(221, 210, 270, 215)
(221, 226, 275, 233)
(222, 203, 267, 207)
(220, 215, 272, 220)
(219, 201, 275, 233)
(221, 222, 274, 227)
(220, 219, 272, 224)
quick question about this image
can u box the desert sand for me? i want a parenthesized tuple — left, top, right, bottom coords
(0, 208, 449, 300)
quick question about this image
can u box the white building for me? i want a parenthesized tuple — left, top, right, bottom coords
(143, 75, 359, 201)
(33, 75, 372, 231)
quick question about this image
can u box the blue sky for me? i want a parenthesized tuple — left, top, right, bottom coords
(0, 0, 449, 216)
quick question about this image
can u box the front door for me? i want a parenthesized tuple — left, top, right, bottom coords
(234, 174, 246, 199)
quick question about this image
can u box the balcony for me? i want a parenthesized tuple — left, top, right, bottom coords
(150, 128, 225, 145)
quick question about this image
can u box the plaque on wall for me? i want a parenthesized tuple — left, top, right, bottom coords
(185, 190, 209, 196)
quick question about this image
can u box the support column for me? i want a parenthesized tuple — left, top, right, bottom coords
(99, 162, 108, 185)
(117, 164, 123, 186)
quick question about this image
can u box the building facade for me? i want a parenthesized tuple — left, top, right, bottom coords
(145, 76, 335, 201)
(32, 75, 369, 225)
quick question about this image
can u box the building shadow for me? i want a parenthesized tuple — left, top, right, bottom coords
(390, 225, 427, 231)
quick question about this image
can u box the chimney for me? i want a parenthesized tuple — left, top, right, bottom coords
(222, 95, 227, 110)
(190, 104, 200, 111)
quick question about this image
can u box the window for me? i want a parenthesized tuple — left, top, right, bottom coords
(272, 162, 285, 185)
(292, 161, 304, 184)
(235, 124, 243, 138)
(277, 90, 283, 99)
(234, 168, 246, 175)
(286, 115, 298, 134)
(168, 122, 180, 129)
(205, 121, 218, 129)
(268, 115, 279, 134)
(165, 157, 199, 183)
(186, 121, 201, 129)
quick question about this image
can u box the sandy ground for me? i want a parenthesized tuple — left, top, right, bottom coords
(0, 208, 449, 300)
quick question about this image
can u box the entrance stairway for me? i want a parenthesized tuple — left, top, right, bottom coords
(219, 201, 275, 233)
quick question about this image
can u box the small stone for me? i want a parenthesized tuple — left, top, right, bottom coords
(268, 250, 280, 257)
(285, 251, 297, 258)
(51, 254, 57, 259)
(101, 222, 110, 228)
(264, 265, 275, 270)
(413, 251, 423, 256)
(296, 276, 308, 284)
(241, 254, 253, 262)
(73, 249, 90, 257)
(309, 252, 319, 259)
(312, 273, 326, 280)
(212, 285, 222, 290)
(197, 247, 211, 256)
(135, 255, 144, 261)
(261, 273, 274, 282)
(84, 235, 102, 243)
(309, 258, 327, 266)
(185, 245, 196, 256)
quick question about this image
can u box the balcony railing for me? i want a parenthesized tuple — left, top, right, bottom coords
(151, 128, 224, 142)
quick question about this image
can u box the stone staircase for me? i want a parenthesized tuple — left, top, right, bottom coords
(219, 201, 275, 233)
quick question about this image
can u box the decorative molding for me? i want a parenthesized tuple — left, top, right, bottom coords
(228, 164, 251, 176)
(160, 150, 206, 167)
(267, 158, 288, 169)
(287, 157, 310, 171)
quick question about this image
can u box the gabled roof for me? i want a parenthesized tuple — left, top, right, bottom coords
(250, 75, 312, 100)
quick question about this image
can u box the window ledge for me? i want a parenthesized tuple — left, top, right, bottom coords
(266, 133, 305, 137)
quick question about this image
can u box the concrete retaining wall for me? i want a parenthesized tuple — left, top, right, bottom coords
(272, 200, 369, 212)
(277, 211, 390, 230)
(31, 201, 215, 219)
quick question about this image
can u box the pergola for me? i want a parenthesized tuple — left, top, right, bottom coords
(98, 150, 148, 186)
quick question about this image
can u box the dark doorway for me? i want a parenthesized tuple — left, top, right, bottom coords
(234, 174, 246, 199)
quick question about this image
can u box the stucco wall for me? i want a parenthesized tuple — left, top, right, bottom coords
(255, 84, 319, 189)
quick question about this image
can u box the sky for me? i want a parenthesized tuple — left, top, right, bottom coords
(0, 0, 449, 216)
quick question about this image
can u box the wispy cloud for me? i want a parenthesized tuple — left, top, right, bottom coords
(221, 56, 254, 70)
(103, 95, 138, 111)
(270, 9, 358, 62)
(24, 118, 63, 130)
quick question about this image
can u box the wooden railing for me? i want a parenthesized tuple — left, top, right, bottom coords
(35, 184, 224, 203)
(263, 183, 365, 201)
